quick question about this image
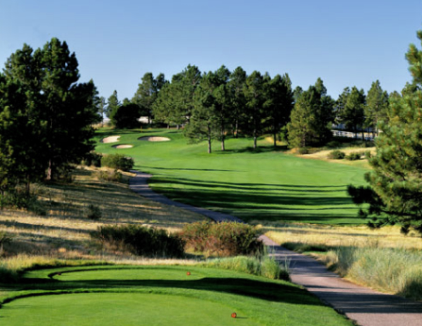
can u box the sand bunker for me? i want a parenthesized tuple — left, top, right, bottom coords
(112, 145, 133, 149)
(102, 136, 120, 143)
(138, 136, 170, 142)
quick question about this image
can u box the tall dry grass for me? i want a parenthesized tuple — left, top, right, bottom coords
(0, 167, 206, 259)
(262, 222, 422, 300)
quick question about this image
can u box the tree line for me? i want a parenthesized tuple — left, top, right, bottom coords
(103, 66, 391, 153)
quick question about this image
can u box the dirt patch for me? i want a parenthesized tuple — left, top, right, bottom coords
(112, 145, 133, 149)
(102, 136, 120, 143)
(138, 136, 170, 142)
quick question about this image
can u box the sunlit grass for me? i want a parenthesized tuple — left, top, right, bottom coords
(94, 128, 370, 225)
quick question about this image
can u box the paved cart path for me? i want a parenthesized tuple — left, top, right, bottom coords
(129, 171, 422, 326)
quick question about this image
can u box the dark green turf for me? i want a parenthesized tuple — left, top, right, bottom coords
(0, 265, 354, 326)
(95, 128, 368, 224)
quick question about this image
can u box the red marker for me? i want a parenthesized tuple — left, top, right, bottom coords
(231, 313, 237, 318)
(186, 271, 191, 276)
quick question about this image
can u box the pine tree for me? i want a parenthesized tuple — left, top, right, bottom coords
(244, 71, 265, 149)
(349, 28, 422, 232)
(264, 74, 294, 147)
(228, 67, 247, 138)
(365, 80, 389, 137)
(341, 86, 366, 138)
(2, 38, 99, 182)
(107, 90, 120, 125)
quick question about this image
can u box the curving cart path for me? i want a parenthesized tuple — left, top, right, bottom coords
(129, 171, 422, 326)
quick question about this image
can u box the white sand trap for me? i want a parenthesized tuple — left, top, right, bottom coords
(113, 144, 133, 149)
(102, 136, 120, 143)
(138, 136, 170, 142)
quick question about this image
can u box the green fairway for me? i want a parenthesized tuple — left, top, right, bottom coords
(0, 265, 354, 326)
(95, 128, 368, 224)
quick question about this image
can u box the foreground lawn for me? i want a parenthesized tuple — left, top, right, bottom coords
(95, 128, 368, 224)
(0, 265, 353, 326)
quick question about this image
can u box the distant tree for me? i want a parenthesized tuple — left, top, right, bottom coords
(184, 71, 218, 153)
(334, 87, 350, 125)
(287, 79, 334, 148)
(132, 72, 166, 123)
(107, 90, 120, 125)
(312, 78, 335, 144)
(114, 103, 141, 129)
(264, 74, 294, 147)
(228, 67, 247, 138)
(96, 96, 107, 127)
(365, 80, 389, 137)
(287, 88, 316, 148)
(341, 86, 366, 138)
(212, 65, 231, 151)
(244, 71, 266, 149)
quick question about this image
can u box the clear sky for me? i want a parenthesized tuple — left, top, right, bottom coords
(1, 0, 422, 100)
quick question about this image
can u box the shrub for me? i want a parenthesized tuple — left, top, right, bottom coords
(97, 170, 122, 182)
(346, 152, 361, 161)
(298, 147, 310, 155)
(325, 140, 341, 149)
(85, 204, 102, 220)
(2, 189, 46, 216)
(180, 222, 264, 257)
(201, 255, 289, 280)
(82, 152, 102, 167)
(328, 150, 345, 160)
(101, 154, 134, 171)
(365, 150, 372, 159)
(90, 225, 185, 258)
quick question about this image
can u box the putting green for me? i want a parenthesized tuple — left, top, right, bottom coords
(1, 293, 256, 326)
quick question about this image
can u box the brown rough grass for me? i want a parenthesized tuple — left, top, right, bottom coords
(0, 167, 207, 259)
(259, 222, 422, 251)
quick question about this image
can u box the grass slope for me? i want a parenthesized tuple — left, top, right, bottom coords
(95, 128, 368, 224)
(0, 265, 354, 326)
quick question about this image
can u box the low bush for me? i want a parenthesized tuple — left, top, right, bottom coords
(90, 225, 185, 258)
(97, 170, 123, 182)
(1, 189, 46, 216)
(298, 147, 310, 155)
(328, 150, 346, 160)
(85, 204, 102, 220)
(180, 221, 264, 257)
(82, 152, 102, 167)
(101, 154, 134, 171)
(364, 150, 372, 159)
(201, 255, 289, 280)
(325, 140, 342, 149)
(345, 152, 361, 161)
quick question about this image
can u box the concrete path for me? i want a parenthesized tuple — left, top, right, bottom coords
(129, 171, 422, 326)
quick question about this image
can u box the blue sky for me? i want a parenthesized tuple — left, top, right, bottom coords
(1, 0, 422, 100)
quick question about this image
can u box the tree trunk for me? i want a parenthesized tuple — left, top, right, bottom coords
(167, 124, 170, 129)
(221, 121, 225, 151)
(208, 125, 212, 154)
(235, 119, 239, 138)
(273, 128, 277, 147)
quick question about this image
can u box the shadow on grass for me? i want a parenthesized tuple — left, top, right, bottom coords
(17, 275, 322, 307)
